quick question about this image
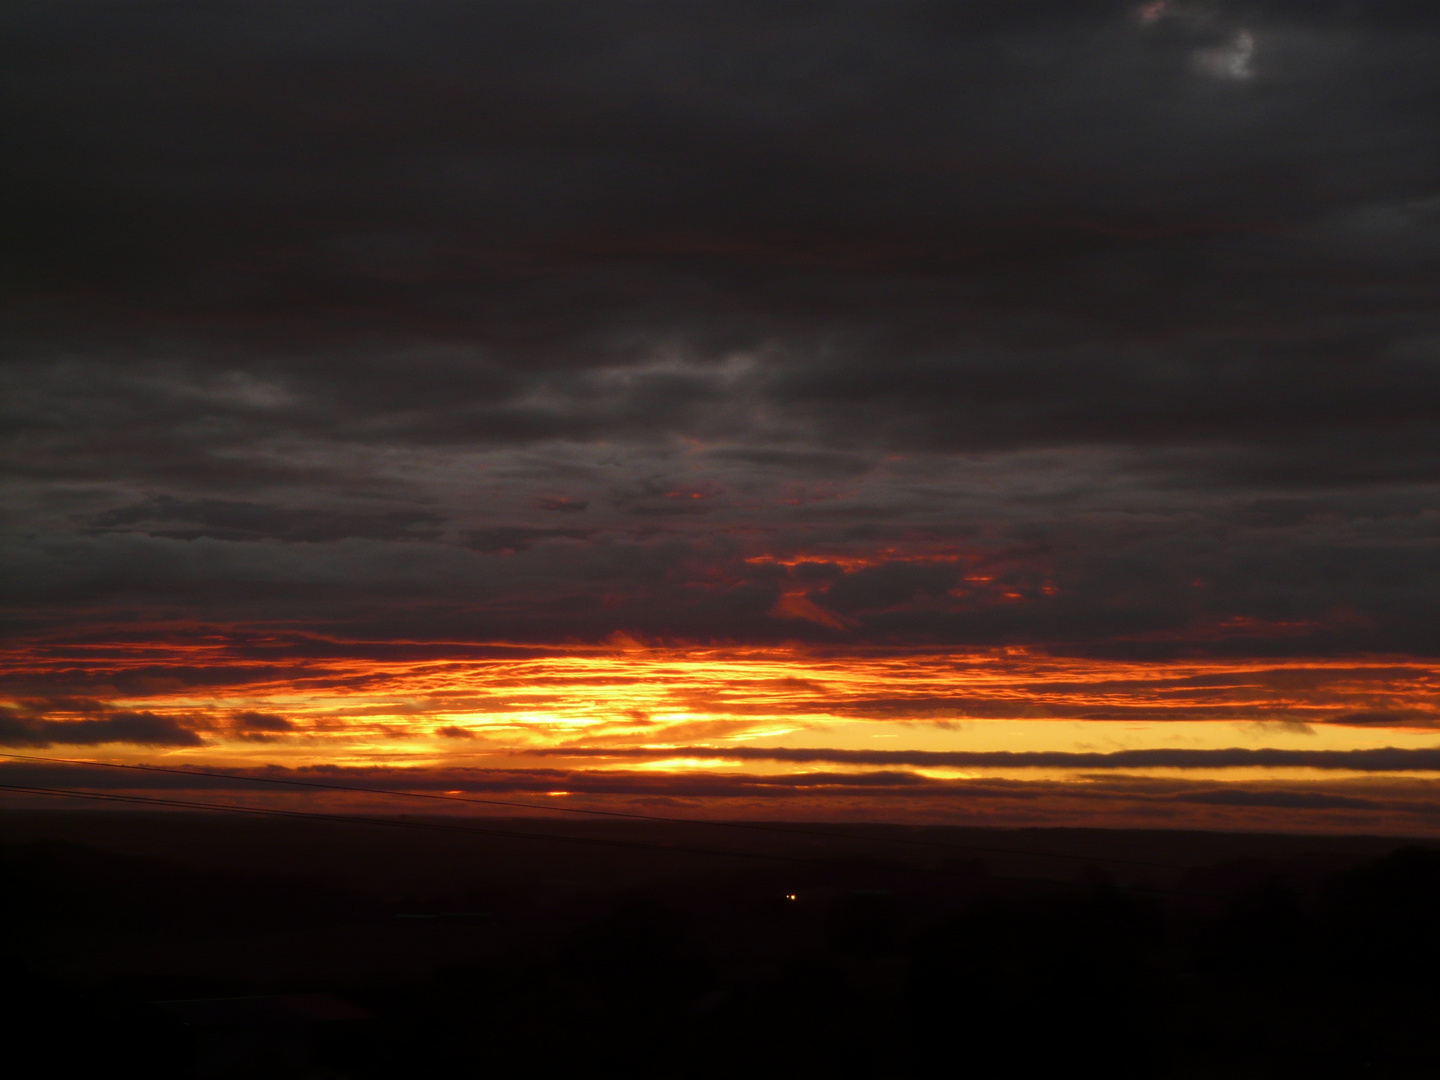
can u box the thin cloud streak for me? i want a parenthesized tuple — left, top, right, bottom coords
(5, 759, 1440, 836)
(531, 745, 1440, 772)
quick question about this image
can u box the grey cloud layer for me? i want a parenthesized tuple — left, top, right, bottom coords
(0, 709, 204, 748)
(2, 760, 1439, 832)
(4, 2, 1439, 653)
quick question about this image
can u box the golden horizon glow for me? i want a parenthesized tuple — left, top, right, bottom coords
(4, 638, 1437, 781)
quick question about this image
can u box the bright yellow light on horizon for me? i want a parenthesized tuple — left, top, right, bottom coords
(3, 641, 1438, 795)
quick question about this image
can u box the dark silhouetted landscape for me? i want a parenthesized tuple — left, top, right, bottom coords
(4, 811, 1437, 1077)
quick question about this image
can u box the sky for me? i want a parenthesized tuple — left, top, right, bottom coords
(4, 0, 1440, 833)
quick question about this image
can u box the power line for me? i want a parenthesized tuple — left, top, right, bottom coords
(0, 750, 1193, 872)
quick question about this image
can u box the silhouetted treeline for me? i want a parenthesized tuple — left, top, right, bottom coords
(2, 816, 1437, 1078)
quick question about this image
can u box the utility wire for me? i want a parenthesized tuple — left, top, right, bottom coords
(0, 751, 1193, 872)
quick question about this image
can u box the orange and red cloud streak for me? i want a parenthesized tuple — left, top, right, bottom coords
(4, 631, 1439, 832)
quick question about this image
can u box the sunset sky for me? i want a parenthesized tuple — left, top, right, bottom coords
(4, 1, 1440, 833)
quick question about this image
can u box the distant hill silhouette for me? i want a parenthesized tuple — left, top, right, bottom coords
(2, 812, 1435, 1077)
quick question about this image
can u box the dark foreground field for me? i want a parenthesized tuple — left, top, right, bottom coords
(2, 810, 1437, 1078)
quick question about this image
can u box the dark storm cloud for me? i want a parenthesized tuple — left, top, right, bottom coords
(539, 497, 589, 513)
(0, 709, 205, 748)
(3, 761, 1438, 834)
(463, 527, 595, 553)
(90, 497, 446, 543)
(230, 710, 293, 733)
(1330, 710, 1440, 729)
(3, 1, 1439, 654)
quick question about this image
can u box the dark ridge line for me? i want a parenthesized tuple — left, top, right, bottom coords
(0, 751, 1195, 871)
(0, 781, 1216, 900)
